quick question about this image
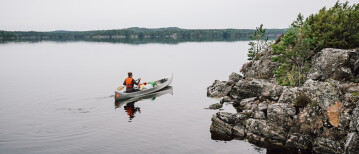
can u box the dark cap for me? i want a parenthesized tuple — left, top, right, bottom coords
(128, 72, 132, 76)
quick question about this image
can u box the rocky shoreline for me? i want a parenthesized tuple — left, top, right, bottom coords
(207, 47, 359, 153)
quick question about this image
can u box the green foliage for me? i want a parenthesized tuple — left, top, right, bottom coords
(272, 14, 314, 86)
(271, 2, 359, 86)
(247, 24, 268, 61)
(352, 92, 359, 96)
(306, 2, 359, 51)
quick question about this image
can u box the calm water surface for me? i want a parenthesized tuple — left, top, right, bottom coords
(0, 41, 265, 153)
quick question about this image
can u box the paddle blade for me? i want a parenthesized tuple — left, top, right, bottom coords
(117, 86, 125, 91)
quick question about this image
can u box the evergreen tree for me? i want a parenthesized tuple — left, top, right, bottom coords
(271, 2, 359, 86)
(247, 24, 268, 61)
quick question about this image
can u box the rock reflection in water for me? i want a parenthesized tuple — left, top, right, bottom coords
(114, 86, 173, 121)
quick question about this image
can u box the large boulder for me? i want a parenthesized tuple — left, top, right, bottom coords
(277, 79, 342, 111)
(210, 112, 246, 140)
(230, 78, 283, 99)
(277, 79, 342, 132)
(285, 133, 311, 150)
(265, 123, 288, 142)
(207, 80, 232, 98)
(239, 97, 257, 110)
(207, 72, 243, 98)
(210, 112, 235, 140)
(307, 48, 359, 82)
(345, 133, 359, 154)
(240, 47, 281, 79)
(267, 103, 295, 128)
(257, 101, 268, 111)
(354, 59, 359, 73)
(246, 118, 287, 143)
(245, 118, 269, 137)
(208, 103, 223, 110)
(351, 108, 359, 132)
(220, 96, 237, 104)
(232, 124, 246, 139)
(277, 87, 299, 104)
(228, 72, 242, 83)
(291, 104, 324, 135)
(313, 137, 345, 153)
(302, 79, 341, 111)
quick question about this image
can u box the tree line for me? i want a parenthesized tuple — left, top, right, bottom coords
(0, 27, 286, 44)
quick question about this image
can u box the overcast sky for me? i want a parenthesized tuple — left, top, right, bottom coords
(0, 0, 357, 31)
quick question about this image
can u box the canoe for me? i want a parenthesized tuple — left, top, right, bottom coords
(115, 86, 173, 108)
(114, 74, 173, 100)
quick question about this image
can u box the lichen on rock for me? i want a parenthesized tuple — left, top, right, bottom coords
(207, 47, 359, 153)
(307, 48, 359, 82)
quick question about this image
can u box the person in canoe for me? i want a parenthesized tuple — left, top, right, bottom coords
(123, 72, 141, 93)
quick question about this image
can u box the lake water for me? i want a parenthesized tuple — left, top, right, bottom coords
(0, 41, 266, 153)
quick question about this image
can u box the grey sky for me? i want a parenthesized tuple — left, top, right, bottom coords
(0, 0, 357, 31)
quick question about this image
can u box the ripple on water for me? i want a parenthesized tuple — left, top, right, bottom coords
(0, 90, 121, 153)
(1, 41, 266, 153)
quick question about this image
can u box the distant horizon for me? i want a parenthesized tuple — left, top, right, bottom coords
(1, 27, 288, 32)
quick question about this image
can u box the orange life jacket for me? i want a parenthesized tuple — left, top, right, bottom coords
(125, 78, 133, 88)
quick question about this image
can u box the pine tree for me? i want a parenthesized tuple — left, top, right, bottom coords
(247, 24, 268, 61)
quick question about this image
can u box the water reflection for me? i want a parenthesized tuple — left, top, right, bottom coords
(0, 37, 258, 45)
(124, 102, 141, 121)
(114, 86, 173, 121)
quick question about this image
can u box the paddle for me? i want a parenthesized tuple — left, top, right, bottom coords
(117, 86, 125, 91)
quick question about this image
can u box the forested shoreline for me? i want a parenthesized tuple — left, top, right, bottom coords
(0, 27, 286, 44)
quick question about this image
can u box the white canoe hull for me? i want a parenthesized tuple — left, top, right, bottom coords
(115, 74, 173, 100)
